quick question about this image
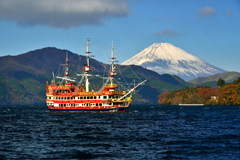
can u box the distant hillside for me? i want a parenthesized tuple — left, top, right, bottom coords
(0, 47, 105, 77)
(0, 47, 193, 105)
(158, 86, 220, 105)
(188, 72, 240, 87)
(158, 80, 240, 106)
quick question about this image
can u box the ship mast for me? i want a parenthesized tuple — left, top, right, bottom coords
(108, 42, 118, 85)
(76, 38, 94, 92)
(64, 52, 70, 82)
(56, 51, 76, 84)
(84, 38, 91, 92)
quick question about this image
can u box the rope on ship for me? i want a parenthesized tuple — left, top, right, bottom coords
(90, 44, 146, 92)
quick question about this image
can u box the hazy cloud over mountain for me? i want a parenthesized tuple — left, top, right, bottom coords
(153, 28, 182, 37)
(0, 0, 130, 28)
(227, 8, 233, 16)
(198, 6, 217, 17)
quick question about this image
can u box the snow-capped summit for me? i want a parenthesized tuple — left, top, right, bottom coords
(121, 43, 226, 81)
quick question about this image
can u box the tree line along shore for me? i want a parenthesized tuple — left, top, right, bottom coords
(158, 78, 240, 105)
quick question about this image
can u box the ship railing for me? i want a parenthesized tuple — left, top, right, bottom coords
(72, 92, 100, 96)
(72, 93, 79, 96)
(49, 90, 126, 96)
(105, 84, 118, 88)
(57, 85, 75, 89)
(75, 91, 126, 96)
(104, 91, 126, 95)
(76, 91, 102, 95)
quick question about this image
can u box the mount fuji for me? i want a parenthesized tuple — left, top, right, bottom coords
(121, 43, 226, 81)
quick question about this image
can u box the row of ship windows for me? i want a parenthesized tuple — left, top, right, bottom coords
(47, 103, 122, 107)
(47, 95, 121, 100)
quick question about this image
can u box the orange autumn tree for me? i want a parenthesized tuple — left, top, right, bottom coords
(218, 84, 240, 105)
(158, 92, 170, 104)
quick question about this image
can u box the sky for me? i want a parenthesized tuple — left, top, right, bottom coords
(0, 0, 240, 72)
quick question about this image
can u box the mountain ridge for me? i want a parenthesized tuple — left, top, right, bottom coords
(188, 71, 240, 85)
(0, 47, 194, 105)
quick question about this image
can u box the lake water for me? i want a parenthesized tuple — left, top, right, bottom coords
(0, 105, 240, 159)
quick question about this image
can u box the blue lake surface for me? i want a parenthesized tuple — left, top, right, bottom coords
(0, 105, 240, 159)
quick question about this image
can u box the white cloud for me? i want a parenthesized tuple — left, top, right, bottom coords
(198, 6, 217, 17)
(153, 29, 182, 37)
(152, 15, 174, 21)
(227, 8, 233, 16)
(0, 0, 130, 28)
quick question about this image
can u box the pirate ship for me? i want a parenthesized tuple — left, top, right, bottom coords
(46, 39, 146, 112)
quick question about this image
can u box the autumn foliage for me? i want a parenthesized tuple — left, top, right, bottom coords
(158, 83, 240, 105)
(217, 84, 240, 105)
